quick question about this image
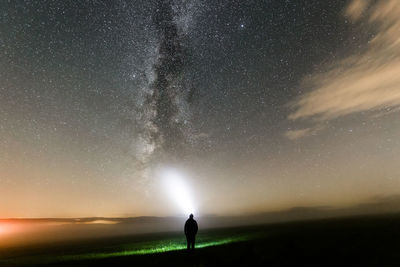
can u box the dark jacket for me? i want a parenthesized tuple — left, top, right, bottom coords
(184, 218, 198, 236)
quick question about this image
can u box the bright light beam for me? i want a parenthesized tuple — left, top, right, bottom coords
(161, 169, 195, 215)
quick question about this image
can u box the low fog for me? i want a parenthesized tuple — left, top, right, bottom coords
(1, 195, 400, 249)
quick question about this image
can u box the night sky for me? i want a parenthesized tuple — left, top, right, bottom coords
(1, 0, 400, 218)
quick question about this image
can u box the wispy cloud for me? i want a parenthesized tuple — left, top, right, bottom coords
(344, 0, 370, 20)
(285, 128, 312, 140)
(288, 0, 400, 123)
(285, 125, 324, 140)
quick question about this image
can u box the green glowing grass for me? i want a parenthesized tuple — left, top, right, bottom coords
(4, 233, 255, 265)
(58, 236, 249, 262)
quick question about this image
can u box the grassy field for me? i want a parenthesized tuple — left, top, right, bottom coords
(1, 214, 400, 266)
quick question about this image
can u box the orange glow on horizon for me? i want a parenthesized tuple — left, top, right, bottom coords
(0, 223, 18, 235)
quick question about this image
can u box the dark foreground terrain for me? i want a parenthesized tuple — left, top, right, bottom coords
(1, 214, 400, 266)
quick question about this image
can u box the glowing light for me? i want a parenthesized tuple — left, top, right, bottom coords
(59, 237, 246, 260)
(6, 235, 251, 265)
(0, 223, 18, 235)
(161, 168, 196, 215)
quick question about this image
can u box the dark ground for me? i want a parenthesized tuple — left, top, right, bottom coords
(2, 214, 400, 266)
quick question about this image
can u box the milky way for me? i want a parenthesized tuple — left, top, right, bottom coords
(129, 0, 199, 179)
(146, 1, 191, 159)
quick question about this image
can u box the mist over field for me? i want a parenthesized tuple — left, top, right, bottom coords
(2, 195, 400, 249)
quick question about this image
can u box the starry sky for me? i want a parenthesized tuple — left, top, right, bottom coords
(1, 0, 400, 218)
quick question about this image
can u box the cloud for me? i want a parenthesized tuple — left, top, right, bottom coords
(285, 125, 324, 140)
(371, 105, 400, 118)
(285, 128, 312, 140)
(344, 0, 370, 20)
(288, 0, 400, 122)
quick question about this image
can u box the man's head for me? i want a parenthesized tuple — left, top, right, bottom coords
(189, 214, 193, 219)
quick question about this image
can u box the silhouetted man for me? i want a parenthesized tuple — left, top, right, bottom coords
(184, 214, 198, 250)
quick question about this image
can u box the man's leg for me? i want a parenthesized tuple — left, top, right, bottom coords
(186, 235, 190, 250)
(191, 236, 196, 250)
